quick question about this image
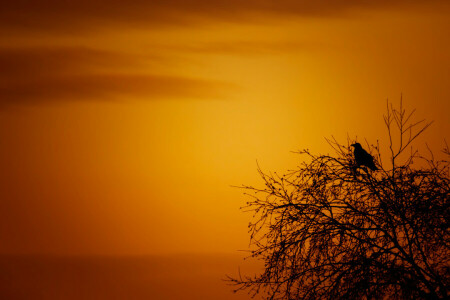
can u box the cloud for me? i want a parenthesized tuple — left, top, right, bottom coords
(0, 38, 312, 105)
(0, 47, 144, 78)
(1, 0, 447, 33)
(0, 46, 229, 105)
(149, 40, 316, 56)
(0, 74, 227, 104)
(1, 1, 447, 105)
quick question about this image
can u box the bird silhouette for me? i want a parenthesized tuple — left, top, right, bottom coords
(351, 143, 378, 171)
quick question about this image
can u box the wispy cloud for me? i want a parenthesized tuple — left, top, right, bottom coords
(2, 0, 447, 105)
(0, 47, 143, 78)
(147, 40, 317, 56)
(0, 46, 229, 105)
(1, 0, 447, 33)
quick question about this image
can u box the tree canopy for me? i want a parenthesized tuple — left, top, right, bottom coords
(229, 102, 449, 299)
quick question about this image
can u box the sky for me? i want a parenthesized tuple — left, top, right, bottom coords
(0, 0, 449, 256)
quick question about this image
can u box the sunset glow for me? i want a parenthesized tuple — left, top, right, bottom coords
(0, 1, 449, 299)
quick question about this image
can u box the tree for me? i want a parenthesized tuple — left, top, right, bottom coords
(229, 101, 449, 299)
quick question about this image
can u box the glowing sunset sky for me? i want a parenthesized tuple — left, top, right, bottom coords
(0, 0, 449, 256)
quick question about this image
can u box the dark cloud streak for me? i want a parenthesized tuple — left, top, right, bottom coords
(0, 47, 144, 79)
(0, 74, 226, 104)
(1, 0, 447, 105)
(1, 0, 447, 33)
(0, 46, 228, 105)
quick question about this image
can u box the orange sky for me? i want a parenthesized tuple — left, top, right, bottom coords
(0, 1, 449, 255)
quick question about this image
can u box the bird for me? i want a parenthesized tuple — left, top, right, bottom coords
(351, 143, 378, 171)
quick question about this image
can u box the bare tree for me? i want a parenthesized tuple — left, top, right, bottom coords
(229, 101, 449, 299)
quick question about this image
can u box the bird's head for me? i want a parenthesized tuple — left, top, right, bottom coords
(351, 143, 362, 149)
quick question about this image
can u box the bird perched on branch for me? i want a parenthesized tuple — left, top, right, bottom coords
(351, 143, 378, 171)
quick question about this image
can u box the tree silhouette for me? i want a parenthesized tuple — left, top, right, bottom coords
(229, 101, 449, 299)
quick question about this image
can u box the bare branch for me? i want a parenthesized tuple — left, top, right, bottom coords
(229, 100, 449, 300)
